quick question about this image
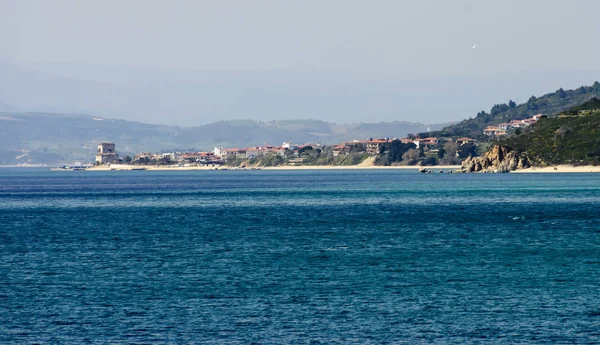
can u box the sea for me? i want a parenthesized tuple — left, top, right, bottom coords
(1, 168, 600, 344)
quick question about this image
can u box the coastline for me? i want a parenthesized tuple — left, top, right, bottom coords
(38, 164, 600, 173)
(263, 165, 460, 170)
(84, 164, 462, 171)
(512, 165, 600, 173)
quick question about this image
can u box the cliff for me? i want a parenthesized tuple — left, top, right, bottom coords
(461, 145, 530, 173)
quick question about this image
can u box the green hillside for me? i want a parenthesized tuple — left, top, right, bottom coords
(435, 82, 600, 138)
(500, 98, 600, 166)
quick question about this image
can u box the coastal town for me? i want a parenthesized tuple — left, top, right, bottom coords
(92, 137, 474, 168)
(87, 113, 547, 170)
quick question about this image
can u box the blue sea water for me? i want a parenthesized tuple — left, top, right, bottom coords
(1, 168, 600, 344)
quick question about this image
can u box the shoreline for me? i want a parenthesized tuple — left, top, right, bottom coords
(83, 164, 462, 171)
(39, 164, 600, 173)
(263, 165, 460, 170)
(512, 165, 600, 173)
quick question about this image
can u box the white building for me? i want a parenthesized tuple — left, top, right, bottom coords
(213, 147, 225, 158)
(282, 142, 298, 150)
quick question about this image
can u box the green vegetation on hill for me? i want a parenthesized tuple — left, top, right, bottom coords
(500, 98, 600, 166)
(434, 82, 600, 138)
(560, 97, 600, 115)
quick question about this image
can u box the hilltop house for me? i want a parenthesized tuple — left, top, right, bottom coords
(456, 137, 477, 146)
(483, 126, 504, 136)
(282, 142, 298, 150)
(332, 144, 351, 157)
(413, 137, 438, 149)
(483, 114, 544, 136)
(366, 139, 389, 154)
(498, 123, 511, 132)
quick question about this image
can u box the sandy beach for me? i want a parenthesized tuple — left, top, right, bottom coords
(263, 165, 461, 170)
(512, 165, 600, 173)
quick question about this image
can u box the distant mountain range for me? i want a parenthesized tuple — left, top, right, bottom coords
(5, 59, 600, 127)
(0, 112, 449, 164)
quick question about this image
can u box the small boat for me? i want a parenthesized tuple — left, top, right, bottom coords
(52, 164, 89, 171)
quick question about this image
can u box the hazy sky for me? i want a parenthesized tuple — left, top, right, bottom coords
(1, 0, 599, 125)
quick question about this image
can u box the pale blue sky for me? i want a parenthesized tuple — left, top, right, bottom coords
(1, 0, 599, 125)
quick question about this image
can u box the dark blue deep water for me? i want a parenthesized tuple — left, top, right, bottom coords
(1, 168, 600, 344)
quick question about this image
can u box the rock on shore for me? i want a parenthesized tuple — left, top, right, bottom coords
(461, 145, 530, 173)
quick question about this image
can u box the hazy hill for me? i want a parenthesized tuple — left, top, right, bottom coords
(436, 82, 600, 138)
(6, 59, 600, 127)
(0, 112, 447, 164)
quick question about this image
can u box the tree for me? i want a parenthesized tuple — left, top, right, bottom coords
(527, 96, 539, 111)
(262, 155, 283, 167)
(509, 100, 517, 108)
(158, 156, 171, 165)
(312, 148, 322, 158)
(476, 111, 489, 119)
(441, 141, 459, 164)
(490, 103, 509, 116)
(437, 146, 446, 159)
(458, 143, 477, 158)
(443, 141, 458, 159)
(402, 149, 420, 165)
(378, 143, 389, 154)
(284, 148, 295, 157)
(375, 153, 391, 166)
(576, 86, 588, 95)
(557, 88, 567, 98)
(298, 146, 313, 155)
(123, 155, 132, 163)
(134, 156, 150, 165)
(386, 140, 415, 163)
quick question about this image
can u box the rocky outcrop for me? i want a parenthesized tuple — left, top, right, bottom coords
(461, 145, 530, 173)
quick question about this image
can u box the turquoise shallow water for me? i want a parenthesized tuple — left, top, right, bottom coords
(1, 168, 600, 344)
